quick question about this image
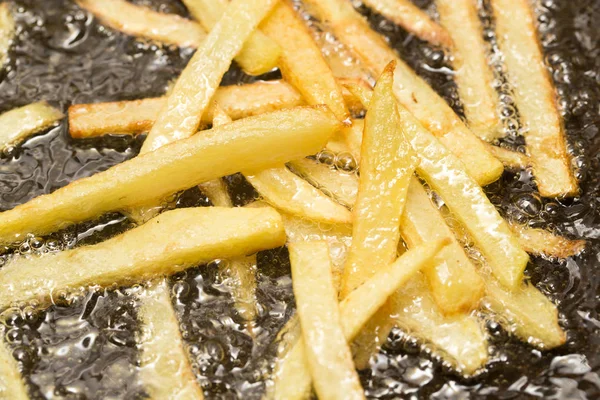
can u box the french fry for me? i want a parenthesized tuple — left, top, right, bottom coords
(182, 0, 280, 75)
(140, 0, 278, 153)
(388, 275, 489, 374)
(288, 158, 358, 208)
(491, 0, 578, 197)
(403, 103, 529, 290)
(290, 241, 365, 400)
(199, 179, 233, 208)
(340, 64, 417, 298)
(138, 281, 205, 399)
(68, 81, 305, 138)
(361, 0, 452, 48)
(0, 337, 29, 400)
(0, 2, 14, 69)
(483, 280, 565, 348)
(486, 144, 529, 170)
(437, 0, 503, 141)
(510, 224, 586, 259)
(261, 3, 350, 122)
(303, 0, 504, 186)
(0, 207, 285, 308)
(76, 0, 206, 48)
(245, 167, 352, 225)
(0, 102, 64, 149)
(0, 106, 340, 244)
(271, 240, 447, 399)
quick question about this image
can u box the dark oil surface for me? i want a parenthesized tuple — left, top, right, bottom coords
(0, 0, 598, 399)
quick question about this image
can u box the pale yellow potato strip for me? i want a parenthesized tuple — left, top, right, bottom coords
(483, 280, 565, 349)
(68, 81, 305, 138)
(245, 167, 352, 225)
(303, 0, 503, 186)
(182, 0, 280, 75)
(271, 240, 446, 399)
(437, 0, 503, 141)
(510, 224, 586, 259)
(0, 337, 29, 400)
(289, 158, 358, 208)
(0, 102, 64, 149)
(76, 0, 206, 48)
(0, 3, 14, 69)
(340, 65, 416, 298)
(0, 106, 339, 244)
(491, 0, 577, 197)
(138, 281, 204, 400)
(141, 0, 278, 153)
(290, 241, 364, 400)
(261, 3, 350, 121)
(0, 207, 285, 308)
(402, 104, 529, 289)
(362, 0, 452, 47)
(486, 144, 529, 170)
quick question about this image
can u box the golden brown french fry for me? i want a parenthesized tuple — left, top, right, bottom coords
(261, 3, 350, 122)
(271, 239, 448, 399)
(138, 281, 205, 399)
(483, 280, 565, 349)
(437, 0, 503, 141)
(76, 0, 206, 48)
(491, 0, 578, 197)
(68, 81, 305, 138)
(245, 167, 352, 225)
(404, 104, 529, 290)
(486, 143, 529, 170)
(0, 207, 285, 308)
(289, 158, 358, 208)
(0, 336, 29, 400)
(362, 0, 452, 47)
(340, 64, 417, 298)
(141, 0, 278, 153)
(303, 0, 504, 186)
(0, 102, 64, 149)
(0, 106, 340, 244)
(0, 3, 14, 69)
(182, 0, 280, 75)
(510, 224, 586, 259)
(290, 241, 364, 400)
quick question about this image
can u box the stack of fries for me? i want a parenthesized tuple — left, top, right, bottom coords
(0, 0, 586, 399)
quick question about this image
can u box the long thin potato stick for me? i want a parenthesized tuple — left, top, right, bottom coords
(68, 81, 305, 138)
(271, 240, 446, 399)
(289, 158, 358, 208)
(261, 3, 350, 122)
(140, 0, 278, 153)
(0, 337, 29, 400)
(361, 0, 452, 47)
(0, 207, 285, 308)
(340, 64, 417, 298)
(0, 102, 64, 149)
(437, 0, 503, 141)
(182, 0, 280, 75)
(245, 167, 352, 225)
(0, 106, 340, 244)
(138, 281, 204, 399)
(304, 0, 504, 186)
(510, 224, 586, 259)
(483, 281, 565, 348)
(0, 3, 14, 69)
(486, 144, 529, 170)
(491, 0, 578, 197)
(76, 0, 206, 48)
(290, 241, 365, 400)
(388, 275, 489, 375)
(403, 104, 529, 290)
